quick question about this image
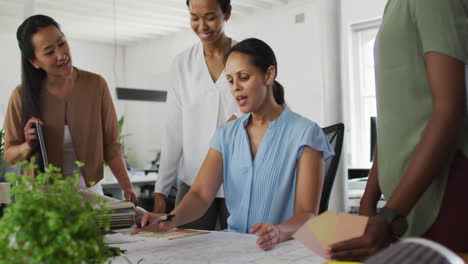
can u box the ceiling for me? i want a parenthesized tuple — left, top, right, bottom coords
(0, 0, 298, 45)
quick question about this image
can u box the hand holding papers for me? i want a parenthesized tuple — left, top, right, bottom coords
(329, 214, 396, 261)
(293, 210, 368, 259)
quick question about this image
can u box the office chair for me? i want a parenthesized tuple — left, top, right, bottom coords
(319, 123, 344, 214)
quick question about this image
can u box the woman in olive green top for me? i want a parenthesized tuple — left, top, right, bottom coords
(331, 0, 468, 261)
(3, 15, 137, 204)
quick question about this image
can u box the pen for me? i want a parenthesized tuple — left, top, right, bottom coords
(154, 214, 175, 223)
(137, 214, 175, 228)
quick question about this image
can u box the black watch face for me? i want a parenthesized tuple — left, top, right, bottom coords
(392, 217, 408, 237)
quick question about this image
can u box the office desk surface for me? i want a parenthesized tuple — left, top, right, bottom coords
(110, 231, 326, 264)
(101, 174, 158, 187)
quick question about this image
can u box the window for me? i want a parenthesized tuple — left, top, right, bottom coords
(348, 19, 381, 168)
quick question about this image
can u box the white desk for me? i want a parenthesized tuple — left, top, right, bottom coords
(347, 177, 386, 214)
(109, 231, 326, 264)
(101, 173, 158, 200)
(101, 173, 158, 188)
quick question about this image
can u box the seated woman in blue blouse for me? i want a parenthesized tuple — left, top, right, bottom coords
(132, 38, 334, 251)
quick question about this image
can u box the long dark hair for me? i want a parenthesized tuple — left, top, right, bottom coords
(17, 15, 61, 171)
(16, 14, 61, 128)
(226, 38, 285, 105)
(186, 0, 231, 13)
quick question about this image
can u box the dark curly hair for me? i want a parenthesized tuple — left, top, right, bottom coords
(186, 0, 231, 14)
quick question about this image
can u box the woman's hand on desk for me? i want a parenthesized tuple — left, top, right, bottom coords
(124, 190, 138, 206)
(130, 212, 174, 235)
(250, 223, 281, 251)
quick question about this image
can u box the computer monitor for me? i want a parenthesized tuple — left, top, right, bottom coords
(370, 116, 377, 162)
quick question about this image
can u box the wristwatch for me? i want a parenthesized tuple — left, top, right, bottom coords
(378, 206, 408, 238)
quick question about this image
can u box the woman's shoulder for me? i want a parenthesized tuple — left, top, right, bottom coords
(8, 85, 23, 104)
(173, 42, 202, 67)
(221, 115, 244, 129)
(217, 115, 247, 136)
(75, 68, 105, 83)
(286, 109, 322, 132)
(74, 68, 108, 93)
(12, 85, 22, 96)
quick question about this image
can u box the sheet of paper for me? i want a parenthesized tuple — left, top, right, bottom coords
(331, 213, 368, 245)
(113, 227, 133, 235)
(306, 210, 338, 248)
(293, 210, 368, 260)
(110, 231, 326, 264)
(255, 255, 287, 264)
(105, 233, 145, 244)
(293, 222, 328, 259)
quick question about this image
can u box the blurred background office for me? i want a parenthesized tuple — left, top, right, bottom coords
(0, 0, 389, 213)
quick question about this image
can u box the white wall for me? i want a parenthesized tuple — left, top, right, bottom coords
(123, 0, 347, 211)
(0, 33, 21, 128)
(123, 32, 197, 170)
(70, 39, 125, 105)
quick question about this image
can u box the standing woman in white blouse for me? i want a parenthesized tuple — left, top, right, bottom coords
(153, 0, 239, 230)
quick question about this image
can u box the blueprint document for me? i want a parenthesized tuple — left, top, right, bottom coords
(109, 231, 326, 264)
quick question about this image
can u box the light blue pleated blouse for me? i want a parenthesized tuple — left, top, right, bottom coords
(209, 105, 334, 233)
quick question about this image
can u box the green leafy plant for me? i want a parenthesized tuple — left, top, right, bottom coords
(118, 116, 132, 141)
(0, 160, 112, 264)
(118, 116, 133, 169)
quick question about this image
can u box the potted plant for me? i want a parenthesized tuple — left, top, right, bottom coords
(0, 161, 112, 263)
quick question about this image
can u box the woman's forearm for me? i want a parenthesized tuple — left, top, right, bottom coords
(276, 212, 316, 243)
(170, 190, 213, 228)
(107, 155, 133, 192)
(360, 152, 381, 216)
(4, 142, 32, 165)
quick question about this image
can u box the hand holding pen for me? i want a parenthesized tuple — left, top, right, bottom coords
(131, 213, 175, 235)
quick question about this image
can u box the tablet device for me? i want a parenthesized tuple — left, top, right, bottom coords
(35, 120, 48, 169)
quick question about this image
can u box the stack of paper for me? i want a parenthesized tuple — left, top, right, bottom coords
(293, 210, 368, 259)
(95, 201, 136, 229)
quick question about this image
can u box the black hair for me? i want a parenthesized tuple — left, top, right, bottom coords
(17, 14, 62, 127)
(226, 38, 285, 105)
(186, 0, 231, 14)
(16, 14, 61, 170)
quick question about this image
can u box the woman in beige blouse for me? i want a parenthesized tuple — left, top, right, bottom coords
(3, 14, 137, 204)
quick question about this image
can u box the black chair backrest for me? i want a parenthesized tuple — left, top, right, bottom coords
(319, 123, 344, 214)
